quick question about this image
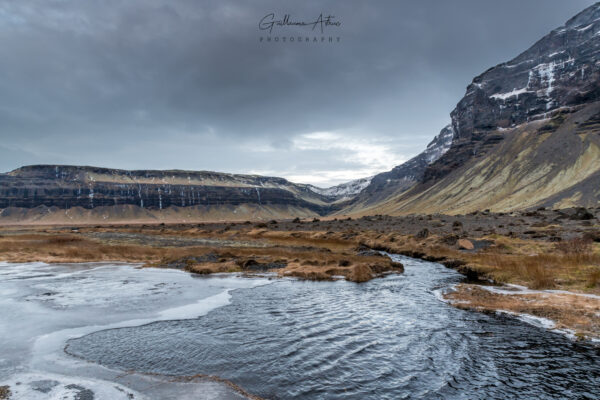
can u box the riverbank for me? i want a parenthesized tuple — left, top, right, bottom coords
(1, 207, 598, 338)
(444, 284, 600, 341)
(0, 223, 404, 283)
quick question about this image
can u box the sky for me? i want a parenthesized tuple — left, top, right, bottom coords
(0, 0, 596, 187)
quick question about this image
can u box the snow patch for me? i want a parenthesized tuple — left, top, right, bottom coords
(548, 50, 565, 58)
(490, 87, 531, 100)
(1, 372, 143, 400)
(423, 124, 455, 164)
(496, 310, 556, 329)
(493, 57, 575, 110)
(496, 309, 580, 341)
(577, 23, 595, 32)
(308, 176, 373, 198)
(480, 283, 600, 300)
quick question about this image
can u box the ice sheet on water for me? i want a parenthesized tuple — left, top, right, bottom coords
(0, 261, 271, 399)
(3, 372, 143, 400)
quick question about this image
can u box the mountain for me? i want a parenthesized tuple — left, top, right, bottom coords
(4, 4, 600, 223)
(0, 165, 340, 224)
(342, 124, 455, 212)
(307, 176, 373, 201)
(343, 2, 600, 215)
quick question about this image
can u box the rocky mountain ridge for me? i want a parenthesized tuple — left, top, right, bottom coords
(430, 2, 600, 182)
(342, 2, 600, 215)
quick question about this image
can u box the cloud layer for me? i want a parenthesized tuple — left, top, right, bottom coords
(0, 0, 594, 186)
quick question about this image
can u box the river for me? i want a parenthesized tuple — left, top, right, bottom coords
(1, 255, 599, 399)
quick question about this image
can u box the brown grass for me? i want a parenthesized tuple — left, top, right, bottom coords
(0, 234, 162, 263)
(242, 229, 356, 251)
(187, 262, 242, 274)
(470, 244, 600, 290)
(446, 284, 600, 340)
(555, 237, 593, 254)
(587, 268, 600, 288)
(277, 260, 402, 282)
(347, 264, 374, 283)
(1, 222, 597, 289)
(0, 228, 404, 283)
(354, 230, 600, 292)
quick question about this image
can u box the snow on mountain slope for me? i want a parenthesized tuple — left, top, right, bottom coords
(423, 124, 455, 164)
(307, 176, 373, 199)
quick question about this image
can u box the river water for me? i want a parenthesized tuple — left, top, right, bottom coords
(1, 256, 599, 399)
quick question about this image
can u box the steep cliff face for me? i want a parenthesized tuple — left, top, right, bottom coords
(345, 2, 600, 215)
(428, 2, 600, 182)
(455, 4, 600, 135)
(0, 165, 335, 217)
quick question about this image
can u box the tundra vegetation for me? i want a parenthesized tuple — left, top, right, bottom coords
(1, 207, 598, 338)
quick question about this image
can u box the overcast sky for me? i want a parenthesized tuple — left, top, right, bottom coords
(0, 0, 595, 186)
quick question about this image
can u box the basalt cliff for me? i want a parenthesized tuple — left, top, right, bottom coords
(0, 165, 342, 224)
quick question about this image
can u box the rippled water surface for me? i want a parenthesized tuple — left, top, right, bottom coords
(67, 256, 600, 400)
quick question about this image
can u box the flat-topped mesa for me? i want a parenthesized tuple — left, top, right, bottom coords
(0, 165, 334, 214)
(8, 164, 290, 185)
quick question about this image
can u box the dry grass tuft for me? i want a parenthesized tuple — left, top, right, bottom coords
(0, 386, 10, 400)
(524, 264, 555, 289)
(187, 262, 241, 274)
(587, 268, 600, 288)
(348, 264, 373, 283)
(555, 237, 593, 254)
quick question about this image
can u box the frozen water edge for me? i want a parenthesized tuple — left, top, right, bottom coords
(458, 283, 598, 342)
(495, 310, 578, 341)
(2, 371, 142, 400)
(432, 282, 594, 343)
(481, 283, 600, 300)
(0, 261, 272, 399)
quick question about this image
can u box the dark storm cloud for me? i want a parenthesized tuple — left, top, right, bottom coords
(0, 0, 595, 185)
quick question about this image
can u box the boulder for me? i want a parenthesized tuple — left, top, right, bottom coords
(458, 239, 475, 250)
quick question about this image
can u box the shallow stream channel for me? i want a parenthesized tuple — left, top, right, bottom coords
(1, 255, 598, 399)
